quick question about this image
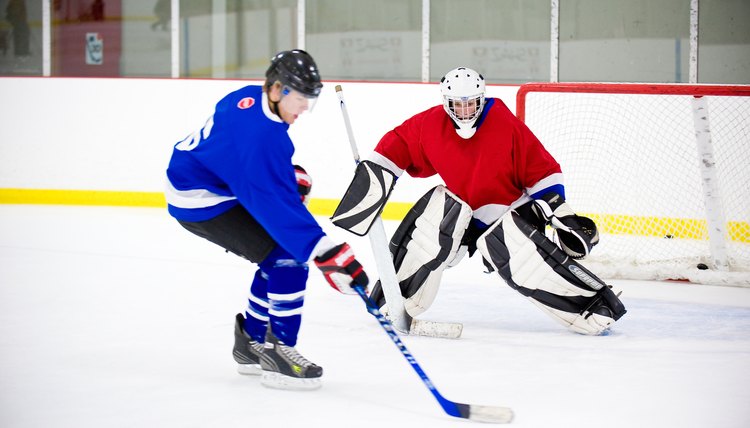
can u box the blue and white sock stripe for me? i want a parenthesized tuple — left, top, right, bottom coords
(246, 292, 270, 322)
(267, 290, 306, 317)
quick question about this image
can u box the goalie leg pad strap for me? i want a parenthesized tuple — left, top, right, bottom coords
(372, 186, 472, 317)
(477, 211, 626, 335)
(331, 160, 397, 236)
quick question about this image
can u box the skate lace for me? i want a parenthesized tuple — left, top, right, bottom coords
(279, 344, 315, 367)
(250, 341, 265, 354)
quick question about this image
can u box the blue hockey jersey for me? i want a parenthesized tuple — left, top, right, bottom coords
(165, 85, 325, 261)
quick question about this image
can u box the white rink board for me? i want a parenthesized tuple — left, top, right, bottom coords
(0, 77, 517, 204)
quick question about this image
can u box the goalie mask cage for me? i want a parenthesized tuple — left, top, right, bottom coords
(517, 83, 750, 287)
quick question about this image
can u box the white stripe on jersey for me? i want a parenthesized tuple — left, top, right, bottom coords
(164, 178, 237, 209)
(526, 173, 564, 197)
(474, 193, 533, 225)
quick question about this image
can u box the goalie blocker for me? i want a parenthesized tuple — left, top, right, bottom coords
(477, 210, 626, 335)
(331, 160, 397, 236)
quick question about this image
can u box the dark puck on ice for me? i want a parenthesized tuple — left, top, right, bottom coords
(696, 263, 708, 270)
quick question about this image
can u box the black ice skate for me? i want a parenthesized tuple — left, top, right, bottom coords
(259, 330, 323, 391)
(233, 313, 265, 375)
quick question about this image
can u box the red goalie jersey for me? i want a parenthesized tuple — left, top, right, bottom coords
(373, 98, 563, 226)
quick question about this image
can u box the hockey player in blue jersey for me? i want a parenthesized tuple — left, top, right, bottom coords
(165, 50, 369, 391)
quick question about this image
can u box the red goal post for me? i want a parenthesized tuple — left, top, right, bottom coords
(516, 83, 750, 286)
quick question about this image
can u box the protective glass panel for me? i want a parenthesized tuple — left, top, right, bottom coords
(559, 0, 690, 83)
(0, 0, 43, 76)
(180, 0, 297, 79)
(306, 0, 421, 82)
(430, 0, 549, 84)
(697, 0, 750, 84)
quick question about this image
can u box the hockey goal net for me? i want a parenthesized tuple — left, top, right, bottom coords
(517, 83, 750, 286)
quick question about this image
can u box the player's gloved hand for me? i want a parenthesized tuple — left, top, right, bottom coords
(314, 243, 369, 294)
(294, 164, 312, 205)
(532, 192, 599, 259)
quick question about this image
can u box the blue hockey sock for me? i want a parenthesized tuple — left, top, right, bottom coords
(243, 246, 308, 346)
(267, 257, 308, 347)
(243, 268, 270, 343)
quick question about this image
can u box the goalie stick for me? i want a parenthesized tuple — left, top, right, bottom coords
(353, 285, 514, 424)
(335, 85, 463, 339)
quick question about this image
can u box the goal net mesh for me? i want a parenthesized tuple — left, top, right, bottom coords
(517, 83, 750, 286)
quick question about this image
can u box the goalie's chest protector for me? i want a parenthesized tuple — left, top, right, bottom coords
(378, 99, 560, 212)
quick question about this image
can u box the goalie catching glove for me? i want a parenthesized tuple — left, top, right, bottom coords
(532, 192, 599, 259)
(314, 243, 369, 294)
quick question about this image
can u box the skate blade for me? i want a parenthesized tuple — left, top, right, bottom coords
(260, 371, 322, 391)
(237, 363, 262, 376)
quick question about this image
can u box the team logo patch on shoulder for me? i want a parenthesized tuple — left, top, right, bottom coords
(237, 97, 256, 109)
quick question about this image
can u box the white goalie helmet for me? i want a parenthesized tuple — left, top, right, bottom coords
(440, 67, 486, 139)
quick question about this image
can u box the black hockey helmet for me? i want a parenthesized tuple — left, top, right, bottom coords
(265, 50, 323, 98)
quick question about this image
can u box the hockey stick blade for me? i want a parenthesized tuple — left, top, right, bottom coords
(410, 318, 463, 339)
(459, 403, 515, 424)
(354, 286, 514, 424)
(384, 308, 463, 338)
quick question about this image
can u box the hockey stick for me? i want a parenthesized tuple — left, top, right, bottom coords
(334, 84, 409, 332)
(353, 285, 514, 424)
(335, 84, 462, 339)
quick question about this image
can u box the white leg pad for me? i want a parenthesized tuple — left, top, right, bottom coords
(395, 186, 473, 317)
(477, 211, 626, 335)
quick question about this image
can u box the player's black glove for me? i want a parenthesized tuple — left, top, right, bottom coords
(314, 243, 369, 294)
(294, 164, 312, 205)
(532, 192, 599, 259)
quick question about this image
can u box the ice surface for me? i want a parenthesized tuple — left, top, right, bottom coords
(1, 205, 749, 428)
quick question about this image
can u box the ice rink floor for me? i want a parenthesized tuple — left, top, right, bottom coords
(1, 205, 749, 428)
